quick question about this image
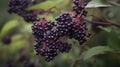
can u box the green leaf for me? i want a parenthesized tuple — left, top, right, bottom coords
(83, 46, 113, 60)
(27, 1, 57, 10)
(109, 2, 120, 7)
(55, 0, 68, 9)
(107, 30, 120, 50)
(86, 0, 111, 8)
(0, 20, 19, 37)
(98, 26, 112, 32)
(11, 34, 23, 41)
(9, 39, 28, 53)
(38, 14, 55, 21)
(20, 24, 32, 33)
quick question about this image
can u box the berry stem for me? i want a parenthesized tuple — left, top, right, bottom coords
(83, 16, 120, 28)
(70, 32, 95, 67)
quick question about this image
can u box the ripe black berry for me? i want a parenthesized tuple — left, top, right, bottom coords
(22, 11, 37, 22)
(2, 36, 11, 44)
(73, 0, 79, 6)
(58, 42, 72, 53)
(44, 21, 55, 31)
(32, 20, 44, 41)
(55, 12, 71, 22)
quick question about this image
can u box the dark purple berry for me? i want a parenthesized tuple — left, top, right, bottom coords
(73, 0, 79, 5)
(2, 36, 11, 44)
(58, 42, 72, 53)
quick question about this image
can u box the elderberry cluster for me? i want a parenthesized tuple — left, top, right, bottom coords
(32, 18, 72, 62)
(32, 0, 91, 62)
(55, 12, 90, 45)
(73, 0, 89, 17)
(8, 0, 37, 22)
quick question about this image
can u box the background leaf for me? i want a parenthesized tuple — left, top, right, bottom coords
(83, 46, 113, 60)
(27, 1, 57, 10)
(0, 20, 19, 37)
(107, 29, 120, 50)
(98, 26, 112, 32)
(86, 0, 111, 8)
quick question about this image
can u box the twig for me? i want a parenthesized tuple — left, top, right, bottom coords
(84, 19, 111, 25)
(106, 20, 120, 28)
(70, 33, 95, 67)
(86, 15, 120, 28)
(70, 46, 84, 67)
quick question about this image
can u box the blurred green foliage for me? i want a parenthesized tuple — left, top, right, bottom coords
(0, 0, 120, 67)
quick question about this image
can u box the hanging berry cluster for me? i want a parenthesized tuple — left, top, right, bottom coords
(8, 0, 37, 22)
(8, 0, 91, 62)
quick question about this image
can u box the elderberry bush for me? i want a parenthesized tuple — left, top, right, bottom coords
(7, 0, 91, 62)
